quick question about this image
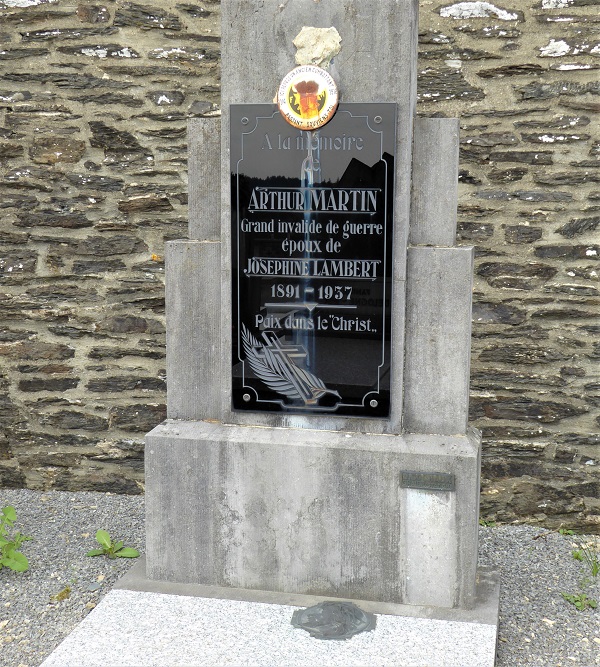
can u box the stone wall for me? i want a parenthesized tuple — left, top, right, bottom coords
(419, 0, 600, 532)
(0, 0, 220, 494)
(0, 1, 598, 530)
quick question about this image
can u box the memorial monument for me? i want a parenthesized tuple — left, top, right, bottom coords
(144, 0, 498, 632)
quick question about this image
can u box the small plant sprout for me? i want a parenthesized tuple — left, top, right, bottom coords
(85, 530, 140, 559)
(0, 505, 32, 573)
(572, 542, 600, 579)
(560, 531, 600, 611)
(561, 592, 598, 612)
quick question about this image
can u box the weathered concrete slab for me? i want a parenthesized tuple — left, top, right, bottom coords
(165, 240, 221, 420)
(410, 117, 460, 247)
(188, 118, 221, 241)
(403, 246, 474, 436)
(145, 419, 480, 609)
(117, 558, 499, 624)
(221, 0, 419, 121)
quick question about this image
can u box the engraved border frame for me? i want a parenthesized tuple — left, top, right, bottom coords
(232, 103, 396, 416)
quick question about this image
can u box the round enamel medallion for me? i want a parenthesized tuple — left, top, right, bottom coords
(277, 65, 339, 130)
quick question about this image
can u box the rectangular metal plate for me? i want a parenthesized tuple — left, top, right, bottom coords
(231, 103, 397, 417)
(400, 471, 456, 492)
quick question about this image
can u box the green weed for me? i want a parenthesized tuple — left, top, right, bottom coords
(560, 529, 599, 612)
(561, 592, 598, 611)
(572, 544, 600, 579)
(85, 529, 140, 559)
(0, 506, 32, 573)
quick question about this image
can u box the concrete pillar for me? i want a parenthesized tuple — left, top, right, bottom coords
(145, 0, 484, 612)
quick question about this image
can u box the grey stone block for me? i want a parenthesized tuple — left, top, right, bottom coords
(165, 240, 221, 420)
(410, 117, 460, 247)
(403, 246, 474, 436)
(188, 118, 221, 241)
(145, 419, 480, 609)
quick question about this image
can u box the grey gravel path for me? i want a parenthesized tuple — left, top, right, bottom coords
(1, 488, 599, 667)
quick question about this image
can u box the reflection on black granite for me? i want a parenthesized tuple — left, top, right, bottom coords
(231, 103, 397, 417)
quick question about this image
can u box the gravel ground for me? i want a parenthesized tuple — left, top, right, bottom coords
(1, 489, 599, 667)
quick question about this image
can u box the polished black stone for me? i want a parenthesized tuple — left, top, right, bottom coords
(231, 103, 396, 417)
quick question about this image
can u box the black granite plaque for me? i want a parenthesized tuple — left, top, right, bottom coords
(231, 103, 396, 417)
(400, 472, 456, 492)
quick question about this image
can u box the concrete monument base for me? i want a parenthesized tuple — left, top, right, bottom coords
(41, 563, 499, 667)
(145, 419, 481, 609)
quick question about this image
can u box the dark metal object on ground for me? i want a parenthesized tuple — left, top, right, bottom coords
(291, 601, 376, 640)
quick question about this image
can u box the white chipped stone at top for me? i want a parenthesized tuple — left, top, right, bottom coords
(74, 46, 137, 59)
(554, 64, 593, 70)
(541, 0, 573, 7)
(440, 2, 519, 20)
(540, 39, 571, 57)
(81, 47, 109, 58)
(0, 0, 55, 6)
(293, 26, 342, 68)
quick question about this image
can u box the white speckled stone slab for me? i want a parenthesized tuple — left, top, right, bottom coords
(41, 589, 497, 667)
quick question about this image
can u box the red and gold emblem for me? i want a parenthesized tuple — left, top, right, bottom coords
(277, 65, 338, 130)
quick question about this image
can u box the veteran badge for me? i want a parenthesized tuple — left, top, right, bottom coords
(277, 65, 338, 130)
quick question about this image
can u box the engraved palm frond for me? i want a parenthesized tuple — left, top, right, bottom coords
(242, 326, 303, 400)
(241, 324, 341, 405)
